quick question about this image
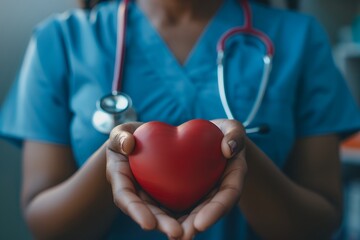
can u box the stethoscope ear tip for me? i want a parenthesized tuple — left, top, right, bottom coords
(245, 124, 270, 135)
(258, 124, 270, 134)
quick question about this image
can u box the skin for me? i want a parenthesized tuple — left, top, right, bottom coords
(22, 120, 342, 239)
(107, 121, 342, 240)
(106, 120, 247, 239)
(240, 135, 342, 239)
(136, 0, 224, 65)
(21, 0, 342, 239)
(22, 142, 118, 239)
(22, 120, 246, 240)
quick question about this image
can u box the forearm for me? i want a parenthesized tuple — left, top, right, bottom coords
(239, 138, 341, 239)
(24, 142, 118, 240)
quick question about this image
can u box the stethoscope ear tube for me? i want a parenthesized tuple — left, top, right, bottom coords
(217, 50, 235, 121)
(92, 0, 274, 135)
(217, 50, 273, 135)
(216, 0, 274, 135)
(242, 55, 272, 128)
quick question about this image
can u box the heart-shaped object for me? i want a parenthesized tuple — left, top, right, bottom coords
(129, 119, 226, 213)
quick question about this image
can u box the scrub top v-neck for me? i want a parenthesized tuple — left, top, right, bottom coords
(123, 0, 240, 124)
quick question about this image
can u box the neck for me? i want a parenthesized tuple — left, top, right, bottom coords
(137, 0, 223, 24)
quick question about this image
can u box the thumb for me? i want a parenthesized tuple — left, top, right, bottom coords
(108, 122, 143, 155)
(212, 119, 246, 159)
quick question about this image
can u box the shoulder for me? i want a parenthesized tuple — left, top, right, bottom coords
(28, 1, 119, 70)
(252, 3, 314, 24)
(33, 1, 118, 45)
(250, 3, 331, 60)
(251, 3, 324, 37)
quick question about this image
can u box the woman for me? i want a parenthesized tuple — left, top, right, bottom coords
(1, 0, 359, 239)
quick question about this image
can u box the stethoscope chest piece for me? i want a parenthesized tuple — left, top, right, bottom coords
(92, 0, 273, 135)
(92, 92, 137, 134)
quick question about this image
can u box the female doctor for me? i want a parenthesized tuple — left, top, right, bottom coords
(1, 0, 360, 239)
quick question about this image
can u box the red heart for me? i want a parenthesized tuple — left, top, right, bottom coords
(129, 119, 226, 213)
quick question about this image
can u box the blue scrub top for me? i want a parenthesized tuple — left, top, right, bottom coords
(1, 0, 360, 239)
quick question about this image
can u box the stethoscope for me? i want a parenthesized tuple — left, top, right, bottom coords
(92, 0, 274, 134)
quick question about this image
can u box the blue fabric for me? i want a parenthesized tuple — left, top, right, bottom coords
(1, 0, 360, 239)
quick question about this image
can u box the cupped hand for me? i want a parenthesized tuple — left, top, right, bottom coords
(106, 119, 247, 240)
(106, 122, 183, 239)
(179, 119, 248, 240)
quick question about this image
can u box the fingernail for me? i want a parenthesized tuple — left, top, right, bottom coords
(228, 140, 237, 157)
(120, 135, 126, 152)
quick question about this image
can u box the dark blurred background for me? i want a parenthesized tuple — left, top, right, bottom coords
(1, 0, 359, 239)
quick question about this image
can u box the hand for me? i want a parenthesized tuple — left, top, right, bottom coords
(106, 122, 183, 239)
(179, 119, 247, 240)
(106, 119, 247, 240)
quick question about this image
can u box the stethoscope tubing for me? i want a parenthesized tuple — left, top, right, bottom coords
(216, 0, 274, 133)
(112, 0, 130, 92)
(217, 53, 273, 128)
(93, 0, 275, 135)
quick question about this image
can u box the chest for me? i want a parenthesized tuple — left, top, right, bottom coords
(154, 20, 209, 65)
(67, 40, 300, 169)
(65, 2, 305, 168)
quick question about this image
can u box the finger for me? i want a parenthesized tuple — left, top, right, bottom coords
(177, 214, 188, 224)
(181, 213, 197, 240)
(137, 192, 183, 238)
(108, 122, 143, 155)
(193, 191, 235, 232)
(138, 191, 175, 217)
(106, 148, 157, 230)
(106, 147, 134, 182)
(146, 204, 184, 239)
(194, 151, 247, 232)
(180, 200, 210, 240)
(211, 119, 246, 159)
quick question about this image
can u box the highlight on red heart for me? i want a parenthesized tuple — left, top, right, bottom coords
(129, 119, 226, 213)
